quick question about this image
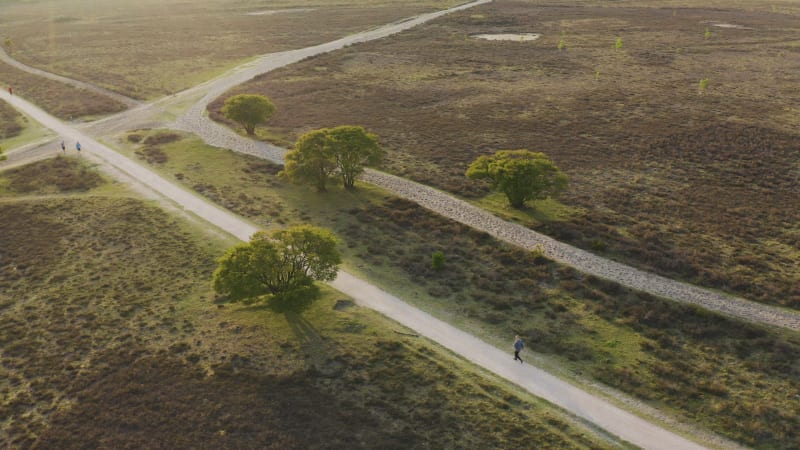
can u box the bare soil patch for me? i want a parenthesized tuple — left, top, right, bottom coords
(212, 0, 800, 308)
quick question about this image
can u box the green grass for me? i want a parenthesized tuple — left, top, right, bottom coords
(118, 130, 800, 448)
(0, 157, 613, 449)
(0, 100, 54, 151)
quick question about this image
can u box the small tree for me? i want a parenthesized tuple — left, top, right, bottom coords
(281, 129, 337, 192)
(222, 94, 276, 136)
(466, 150, 568, 208)
(431, 251, 446, 270)
(0, 145, 5, 161)
(614, 37, 623, 50)
(327, 126, 383, 189)
(212, 225, 341, 302)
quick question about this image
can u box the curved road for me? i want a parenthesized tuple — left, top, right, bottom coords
(1, 88, 713, 450)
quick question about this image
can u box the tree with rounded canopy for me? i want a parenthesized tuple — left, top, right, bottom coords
(212, 225, 341, 302)
(466, 150, 568, 208)
(281, 129, 337, 192)
(222, 94, 276, 136)
(327, 125, 383, 189)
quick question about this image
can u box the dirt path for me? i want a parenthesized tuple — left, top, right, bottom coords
(0, 46, 141, 108)
(2, 88, 717, 450)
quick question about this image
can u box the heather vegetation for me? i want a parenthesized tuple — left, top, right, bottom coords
(215, 0, 800, 309)
(0, 158, 610, 449)
(0, 0, 464, 99)
(121, 131, 800, 448)
(0, 61, 127, 120)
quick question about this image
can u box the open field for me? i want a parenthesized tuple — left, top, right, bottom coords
(0, 61, 127, 120)
(0, 157, 612, 449)
(116, 130, 800, 448)
(209, 0, 800, 309)
(0, 0, 463, 100)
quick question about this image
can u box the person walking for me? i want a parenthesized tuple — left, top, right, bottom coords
(513, 335, 524, 363)
(60, 141, 66, 153)
(75, 141, 81, 154)
(7, 86, 12, 95)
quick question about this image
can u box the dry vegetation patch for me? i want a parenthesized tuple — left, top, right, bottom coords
(1, 156, 104, 194)
(0, 61, 127, 119)
(0, 100, 24, 139)
(0, 159, 607, 449)
(211, 0, 800, 308)
(0, 0, 464, 99)
(137, 133, 800, 448)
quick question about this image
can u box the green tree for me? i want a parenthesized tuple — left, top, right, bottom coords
(0, 145, 5, 161)
(431, 250, 446, 271)
(281, 129, 337, 192)
(222, 94, 276, 136)
(466, 150, 568, 208)
(327, 126, 383, 189)
(212, 225, 341, 301)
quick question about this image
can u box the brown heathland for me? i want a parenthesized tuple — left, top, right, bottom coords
(0, 0, 464, 99)
(210, 0, 800, 308)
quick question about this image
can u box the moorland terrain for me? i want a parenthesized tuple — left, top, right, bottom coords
(210, 0, 800, 309)
(1, 0, 799, 448)
(113, 129, 800, 448)
(0, 158, 611, 449)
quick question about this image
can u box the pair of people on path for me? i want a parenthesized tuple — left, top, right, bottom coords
(513, 335, 524, 363)
(60, 140, 81, 153)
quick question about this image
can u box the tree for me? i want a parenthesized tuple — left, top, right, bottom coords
(466, 150, 568, 208)
(281, 129, 337, 192)
(0, 145, 5, 162)
(222, 94, 276, 136)
(327, 126, 383, 189)
(212, 225, 341, 302)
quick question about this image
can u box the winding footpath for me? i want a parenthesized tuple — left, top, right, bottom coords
(1, 88, 712, 450)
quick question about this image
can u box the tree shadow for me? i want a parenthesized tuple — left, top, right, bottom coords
(265, 284, 319, 314)
(214, 284, 320, 314)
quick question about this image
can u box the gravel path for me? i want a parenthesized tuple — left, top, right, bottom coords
(0, 46, 141, 108)
(167, 2, 800, 332)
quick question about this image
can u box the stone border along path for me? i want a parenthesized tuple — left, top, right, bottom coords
(0, 46, 141, 108)
(165, 2, 800, 333)
(2, 88, 715, 450)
